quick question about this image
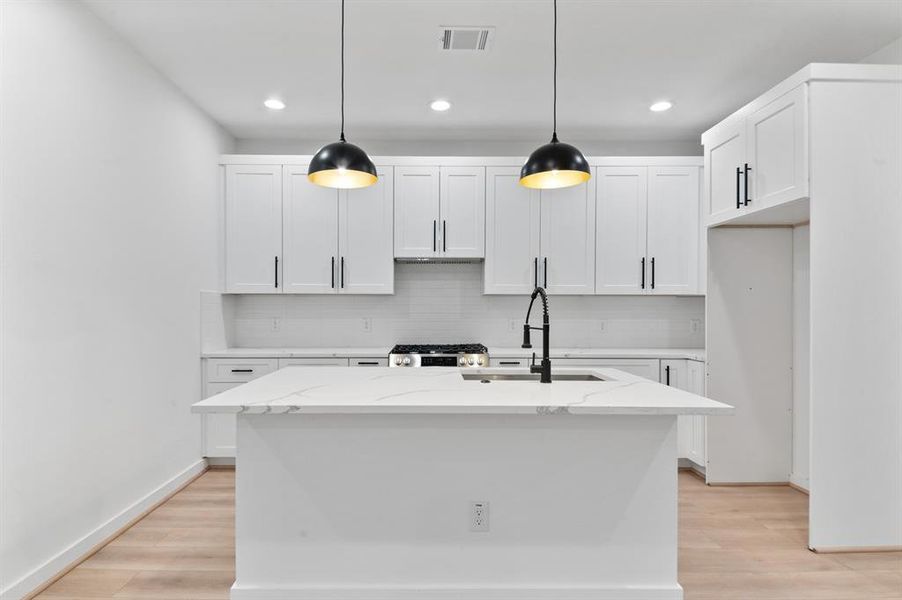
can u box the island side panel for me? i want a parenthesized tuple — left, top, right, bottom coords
(233, 413, 681, 600)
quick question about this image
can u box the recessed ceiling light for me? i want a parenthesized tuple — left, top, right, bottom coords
(264, 98, 286, 110)
(430, 99, 451, 112)
(650, 101, 673, 112)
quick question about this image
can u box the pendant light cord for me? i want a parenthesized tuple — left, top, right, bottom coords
(551, 0, 558, 144)
(339, 0, 346, 142)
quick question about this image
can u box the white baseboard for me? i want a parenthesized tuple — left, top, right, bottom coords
(789, 474, 809, 493)
(230, 584, 683, 600)
(1, 459, 207, 600)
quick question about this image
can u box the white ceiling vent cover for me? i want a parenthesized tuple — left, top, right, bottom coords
(439, 26, 494, 51)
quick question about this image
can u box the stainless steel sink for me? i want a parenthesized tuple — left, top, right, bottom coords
(461, 373, 605, 382)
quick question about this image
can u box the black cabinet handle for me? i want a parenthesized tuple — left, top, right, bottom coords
(743, 163, 752, 206)
(274, 256, 279, 288)
(534, 257, 538, 288)
(433, 220, 436, 252)
(543, 257, 548, 288)
(231, 368, 253, 373)
(665, 365, 671, 386)
(331, 256, 335, 289)
(651, 257, 656, 290)
(736, 167, 742, 209)
(340, 257, 345, 288)
(356, 361, 380, 366)
(443, 220, 447, 252)
(641, 257, 646, 290)
(499, 361, 523, 366)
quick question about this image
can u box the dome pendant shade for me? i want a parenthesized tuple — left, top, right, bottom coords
(519, 137, 591, 190)
(308, 140, 377, 189)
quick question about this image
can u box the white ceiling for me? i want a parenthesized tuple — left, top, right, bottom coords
(85, 0, 901, 144)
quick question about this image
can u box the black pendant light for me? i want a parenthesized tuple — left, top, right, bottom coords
(519, 0, 590, 190)
(308, 0, 377, 189)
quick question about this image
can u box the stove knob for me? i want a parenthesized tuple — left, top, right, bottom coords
(477, 357, 485, 366)
(394, 357, 402, 366)
(459, 357, 467, 366)
(402, 356, 411, 366)
(467, 357, 475, 366)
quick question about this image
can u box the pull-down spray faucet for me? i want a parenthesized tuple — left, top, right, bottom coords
(521, 286, 551, 383)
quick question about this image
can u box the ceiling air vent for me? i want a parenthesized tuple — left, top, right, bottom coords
(439, 26, 494, 52)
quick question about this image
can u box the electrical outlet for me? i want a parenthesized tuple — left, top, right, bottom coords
(508, 319, 519, 331)
(362, 318, 372, 333)
(470, 501, 489, 532)
(598, 320, 606, 332)
(690, 319, 701, 333)
(270, 318, 281, 332)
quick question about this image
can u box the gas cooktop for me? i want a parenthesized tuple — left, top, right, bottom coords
(389, 343, 489, 368)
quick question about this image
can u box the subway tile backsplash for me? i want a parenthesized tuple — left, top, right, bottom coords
(228, 263, 705, 349)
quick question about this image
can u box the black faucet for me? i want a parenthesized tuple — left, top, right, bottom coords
(521, 286, 551, 383)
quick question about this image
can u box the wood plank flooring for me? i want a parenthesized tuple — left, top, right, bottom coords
(34, 470, 902, 600)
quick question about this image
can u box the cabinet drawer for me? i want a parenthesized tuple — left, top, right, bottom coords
(491, 357, 530, 368)
(206, 358, 278, 383)
(553, 358, 661, 381)
(350, 358, 388, 367)
(278, 358, 350, 368)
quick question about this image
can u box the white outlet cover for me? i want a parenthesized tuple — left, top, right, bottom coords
(470, 501, 489, 532)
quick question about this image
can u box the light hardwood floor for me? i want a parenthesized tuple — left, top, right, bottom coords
(34, 470, 902, 600)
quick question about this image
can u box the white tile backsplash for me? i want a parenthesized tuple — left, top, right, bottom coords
(228, 263, 705, 348)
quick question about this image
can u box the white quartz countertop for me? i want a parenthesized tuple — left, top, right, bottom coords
(202, 347, 706, 361)
(192, 366, 731, 416)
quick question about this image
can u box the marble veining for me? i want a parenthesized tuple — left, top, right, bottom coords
(193, 366, 732, 416)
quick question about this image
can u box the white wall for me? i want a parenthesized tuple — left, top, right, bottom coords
(791, 225, 810, 491)
(228, 264, 705, 349)
(235, 138, 703, 157)
(0, 2, 234, 597)
(860, 36, 902, 64)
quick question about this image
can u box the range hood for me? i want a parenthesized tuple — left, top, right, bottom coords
(394, 257, 484, 265)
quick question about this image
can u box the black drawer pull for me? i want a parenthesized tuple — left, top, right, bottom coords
(356, 361, 380, 365)
(231, 369, 253, 373)
(499, 361, 523, 365)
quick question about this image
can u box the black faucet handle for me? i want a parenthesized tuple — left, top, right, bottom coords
(521, 323, 532, 348)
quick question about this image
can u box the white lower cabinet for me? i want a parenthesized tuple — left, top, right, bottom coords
(662, 359, 706, 467)
(202, 358, 278, 458)
(553, 358, 661, 381)
(278, 358, 350, 368)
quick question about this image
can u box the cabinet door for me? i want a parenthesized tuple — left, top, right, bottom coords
(647, 166, 700, 294)
(282, 167, 339, 294)
(705, 121, 745, 222)
(686, 360, 707, 467)
(554, 358, 660, 381)
(484, 167, 541, 294)
(595, 167, 648, 294)
(339, 167, 394, 294)
(540, 180, 596, 295)
(440, 166, 485, 258)
(225, 165, 282, 293)
(203, 382, 242, 457)
(662, 359, 691, 460)
(746, 84, 808, 210)
(394, 166, 440, 257)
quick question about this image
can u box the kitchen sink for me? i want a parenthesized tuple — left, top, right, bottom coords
(461, 373, 605, 382)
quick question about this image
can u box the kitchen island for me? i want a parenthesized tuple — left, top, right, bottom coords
(193, 366, 732, 600)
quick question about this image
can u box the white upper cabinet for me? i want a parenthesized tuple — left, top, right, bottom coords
(596, 167, 648, 294)
(595, 165, 700, 295)
(484, 167, 541, 294)
(393, 166, 440, 258)
(646, 166, 700, 294)
(703, 83, 809, 225)
(746, 84, 808, 210)
(540, 180, 596, 295)
(440, 167, 485, 258)
(339, 168, 394, 294)
(225, 165, 282, 293)
(704, 121, 746, 222)
(282, 166, 340, 294)
(394, 166, 485, 258)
